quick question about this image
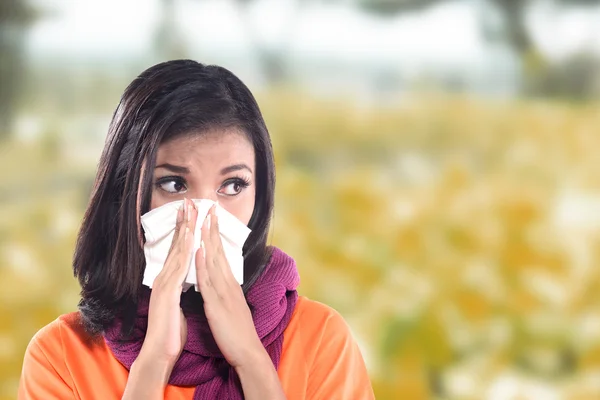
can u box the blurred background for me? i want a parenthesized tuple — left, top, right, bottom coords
(2, 0, 600, 399)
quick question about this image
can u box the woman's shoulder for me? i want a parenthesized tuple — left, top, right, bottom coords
(33, 311, 84, 337)
(20, 313, 86, 390)
(293, 296, 345, 324)
(289, 296, 356, 346)
(26, 311, 101, 358)
(20, 313, 130, 398)
(29, 312, 76, 344)
(282, 296, 375, 399)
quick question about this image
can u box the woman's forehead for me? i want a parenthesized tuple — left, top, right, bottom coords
(155, 129, 255, 167)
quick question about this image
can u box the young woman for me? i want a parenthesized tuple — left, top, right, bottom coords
(18, 60, 374, 399)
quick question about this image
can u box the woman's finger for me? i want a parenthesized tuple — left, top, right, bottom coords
(161, 199, 197, 285)
(209, 206, 224, 258)
(208, 206, 237, 285)
(166, 204, 184, 255)
(200, 206, 227, 289)
(176, 200, 192, 249)
(206, 205, 225, 266)
(166, 199, 189, 263)
(200, 208, 214, 265)
(195, 243, 217, 300)
(155, 201, 187, 283)
(169, 199, 198, 280)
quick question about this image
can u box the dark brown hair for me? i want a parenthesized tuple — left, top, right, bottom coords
(73, 60, 275, 334)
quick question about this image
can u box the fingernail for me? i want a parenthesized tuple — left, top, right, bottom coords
(185, 226, 190, 239)
(200, 240, 206, 257)
(207, 214, 211, 229)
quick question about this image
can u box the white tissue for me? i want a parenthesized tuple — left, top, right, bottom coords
(140, 199, 251, 292)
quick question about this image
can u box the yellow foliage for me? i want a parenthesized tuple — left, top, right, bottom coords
(2, 93, 600, 399)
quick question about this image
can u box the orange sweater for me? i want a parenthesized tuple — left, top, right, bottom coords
(18, 296, 374, 399)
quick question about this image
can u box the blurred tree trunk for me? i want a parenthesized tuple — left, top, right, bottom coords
(154, 0, 188, 61)
(491, 0, 600, 97)
(491, 0, 533, 58)
(0, 0, 36, 140)
(358, 0, 600, 97)
(252, 46, 288, 86)
(489, 0, 544, 94)
(232, 0, 302, 86)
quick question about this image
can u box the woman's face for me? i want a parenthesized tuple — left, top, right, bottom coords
(150, 129, 256, 226)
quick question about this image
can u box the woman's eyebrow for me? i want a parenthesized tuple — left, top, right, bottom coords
(155, 163, 190, 174)
(220, 163, 253, 175)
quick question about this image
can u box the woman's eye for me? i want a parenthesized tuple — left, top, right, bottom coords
(157, 178, 187, 194)
(218, 179, 249, 196)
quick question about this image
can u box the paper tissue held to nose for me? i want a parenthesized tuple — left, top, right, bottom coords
(140, 199, 251, 292)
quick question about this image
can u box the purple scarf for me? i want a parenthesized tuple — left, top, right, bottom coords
(104, 247, 300, 399)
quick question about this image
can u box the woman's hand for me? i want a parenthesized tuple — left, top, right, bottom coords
(123, 199, 198, 399)
(195, 204, 263, 368)
(138, 199, 198, 376)
(195, 205, 286, 399)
